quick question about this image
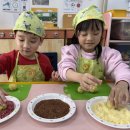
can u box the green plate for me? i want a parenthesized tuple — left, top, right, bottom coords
(64, 81, 111, 100)
(0, 84, 31, 101)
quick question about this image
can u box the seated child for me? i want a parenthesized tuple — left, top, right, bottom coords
(58, 5, 130, 109)
(0, 11, 58, 105)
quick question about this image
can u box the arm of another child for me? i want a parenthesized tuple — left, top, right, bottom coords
(103, 47, 130, 109)
(0, 88, 7, 105)
(109, 80, 129, 109)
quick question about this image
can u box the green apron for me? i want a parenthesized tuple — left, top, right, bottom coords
(9, 52, 45, 82)
(64, 50, 110, 98)
(76, 50, 104, 79)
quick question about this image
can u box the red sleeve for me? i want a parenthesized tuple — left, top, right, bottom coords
(0, 50, 17, 78)
(0, 51, 53, 81)
(38, 53, 53, 81)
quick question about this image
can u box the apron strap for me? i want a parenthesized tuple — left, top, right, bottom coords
(35, 53, 44, 74)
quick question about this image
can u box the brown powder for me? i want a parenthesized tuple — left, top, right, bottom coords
(34, 99, 70, 119)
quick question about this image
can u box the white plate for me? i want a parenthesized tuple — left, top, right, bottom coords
(86, 96, 130, 129)
(27, 93, 76, 123)
(0, 96, 20, 123)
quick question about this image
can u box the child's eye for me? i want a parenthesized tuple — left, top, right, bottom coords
(94, 33, 99, 35)
(30, 41, 36, 43)
(82, 33, 87, 36)
(93, 32, 100, 35)
(19, 39, 24, 42)
(93, 33, 99, 35)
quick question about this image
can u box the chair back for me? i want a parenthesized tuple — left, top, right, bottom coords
(43, 52, 58, 71)
(103, 12, 112, 46)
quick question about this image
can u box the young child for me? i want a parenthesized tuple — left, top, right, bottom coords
(0, 11, 58, 105)
(58, 5, 130, 108)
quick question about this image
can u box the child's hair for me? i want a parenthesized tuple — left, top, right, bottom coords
(67, 19, 104, 60)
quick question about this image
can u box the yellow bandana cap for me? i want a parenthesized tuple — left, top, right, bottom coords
(13, 11, 45, 37)
(72, 5, 104, 29)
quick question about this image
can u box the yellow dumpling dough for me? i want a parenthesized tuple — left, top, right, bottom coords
(9, 84, 17, 90)
(77, 85, 98, 93)
(93, 101, 130, 124)
(0, 104, 7, 111)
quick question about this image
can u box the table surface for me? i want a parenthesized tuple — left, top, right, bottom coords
(0, 83, 127, 130)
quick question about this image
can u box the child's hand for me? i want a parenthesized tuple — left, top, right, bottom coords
(51, 71, 61, 81)
(0, 88, 7, 105)
(80, 73, 102, 92)
(109, 81, 129, 109)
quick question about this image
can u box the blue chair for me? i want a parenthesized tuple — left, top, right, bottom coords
(43, 52, 58, 71)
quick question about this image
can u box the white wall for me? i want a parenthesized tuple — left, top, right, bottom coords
(107, 0, 128, 10)
(0, 0, 104, 29)
(0, 0, 129, 29)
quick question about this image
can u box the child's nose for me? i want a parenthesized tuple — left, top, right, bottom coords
(23, 41, 30, 48)
(87, 34, 93, 40)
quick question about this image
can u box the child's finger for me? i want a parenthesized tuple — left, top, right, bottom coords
(51, 71, 61, 81)
(51, 71, 56, 79)
(0, 95, 7, 104)
(55, 72, 59, 79)
(51, 71, 55, 77)
(84, 78, 97, 87)
(1, 89, 8, 96)
(0, 88, 8, 104)
(118, 93, 129, 107)
(87, 74, 102, 85)
(80, 84, 89, 91)
(108, 89, 115, 107)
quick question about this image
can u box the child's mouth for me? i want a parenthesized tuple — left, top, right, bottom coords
(23, 50, 30, 53)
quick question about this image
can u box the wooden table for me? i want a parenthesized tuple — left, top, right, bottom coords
(0, 82, 125, 130)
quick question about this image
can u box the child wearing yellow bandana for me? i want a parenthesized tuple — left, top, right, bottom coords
(0, 11, 58, 105)
(58, 5, 130, 109)
(0, 11, 54, 82)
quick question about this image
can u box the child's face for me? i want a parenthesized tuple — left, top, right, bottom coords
(77, 24, 102, 53)
(15, 31, 43, 59)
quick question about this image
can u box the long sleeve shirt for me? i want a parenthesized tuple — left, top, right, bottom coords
(58, 44, 130, 86)
(0, 50, 53, 81)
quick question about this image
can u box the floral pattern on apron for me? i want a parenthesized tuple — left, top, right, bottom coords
(76, 50, 104, 79)
(9, 52, 45, 82)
